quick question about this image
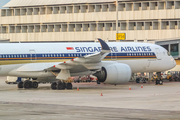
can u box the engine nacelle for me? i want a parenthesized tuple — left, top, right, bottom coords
(94, 63, 131, 85)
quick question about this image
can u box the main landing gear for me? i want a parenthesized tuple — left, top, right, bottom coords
(17, 80, 39, 89)
(51, 80, 72, 90)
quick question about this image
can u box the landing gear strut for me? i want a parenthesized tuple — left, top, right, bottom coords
(51, 80, 73, 90)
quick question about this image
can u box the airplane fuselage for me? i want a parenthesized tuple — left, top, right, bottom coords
(0, 42, 176, 78)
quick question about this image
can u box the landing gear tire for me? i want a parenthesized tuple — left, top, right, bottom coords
(51, 82, 57, 90)
(57, 82, 65, 90)
(155, 80, 158, 85)
(29, 81, 32, 88)
(136, 78, 140, 83)
(66, 83, 72, 90)
(97, 80, 100, 84)
(32, 82, 38, 88)
(159, 80, 163, 85)
(143, 78, 147, 83)
(156, 80, 163, 85)
(18, 81, 23, 88)
(23, 80, 30, 89)
(169, 77, 172, 81)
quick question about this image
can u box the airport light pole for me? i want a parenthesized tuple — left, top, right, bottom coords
(116, 0, 118, 39)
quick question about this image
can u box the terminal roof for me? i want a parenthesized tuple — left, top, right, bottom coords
(4, 0, 160, 8)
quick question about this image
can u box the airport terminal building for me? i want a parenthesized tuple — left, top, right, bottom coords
(0, 0, 180, 42)
(0, 0, 180, 70)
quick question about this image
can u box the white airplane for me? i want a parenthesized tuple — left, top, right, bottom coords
(0, 39, 176, 90)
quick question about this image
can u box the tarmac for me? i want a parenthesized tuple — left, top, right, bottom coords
(0, 77, 180, 120)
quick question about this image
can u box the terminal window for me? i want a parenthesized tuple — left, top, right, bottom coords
(170, 44, 179, 56)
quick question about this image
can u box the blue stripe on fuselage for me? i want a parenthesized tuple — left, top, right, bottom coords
(0, 52, 156, 61)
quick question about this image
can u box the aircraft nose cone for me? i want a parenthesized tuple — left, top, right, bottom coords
(173, 59, 176, 67)
(170, 57, 176, 68)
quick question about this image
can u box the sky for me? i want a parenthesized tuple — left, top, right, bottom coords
(0, 0, 11, 9)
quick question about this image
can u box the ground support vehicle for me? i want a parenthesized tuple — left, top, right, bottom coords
(148, 72, 163, 85)
(167, 71, 173, 81)
(171, 71, 180, 81)
(74, 75, 98, 83)
(167, 71, 180, 82)
(135, 73, 148, 83)
(5, 76, 22, 84)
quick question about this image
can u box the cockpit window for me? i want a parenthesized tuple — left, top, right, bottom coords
(167, 52, 170, 56)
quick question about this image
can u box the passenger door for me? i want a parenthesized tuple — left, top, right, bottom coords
(29, 49, 37, 62)
(155, 48, 162, 60)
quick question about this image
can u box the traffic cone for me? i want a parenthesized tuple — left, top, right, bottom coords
(141, 85, 143, 88)
(129, 86, 131, 90)
(77, 87, 79, 91)
(100, 93, 103, 96)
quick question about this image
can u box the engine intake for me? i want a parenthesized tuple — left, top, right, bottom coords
(94, 63, 131, 85)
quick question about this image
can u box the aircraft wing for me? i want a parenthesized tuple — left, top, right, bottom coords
(46, 38, 111, 80)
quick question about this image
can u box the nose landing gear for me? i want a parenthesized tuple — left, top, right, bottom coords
(155, 72, 163, 85)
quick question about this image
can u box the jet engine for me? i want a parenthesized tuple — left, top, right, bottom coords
(94, 63, 131, 85)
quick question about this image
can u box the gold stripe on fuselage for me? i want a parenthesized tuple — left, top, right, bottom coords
(0, 58, 157, 65)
